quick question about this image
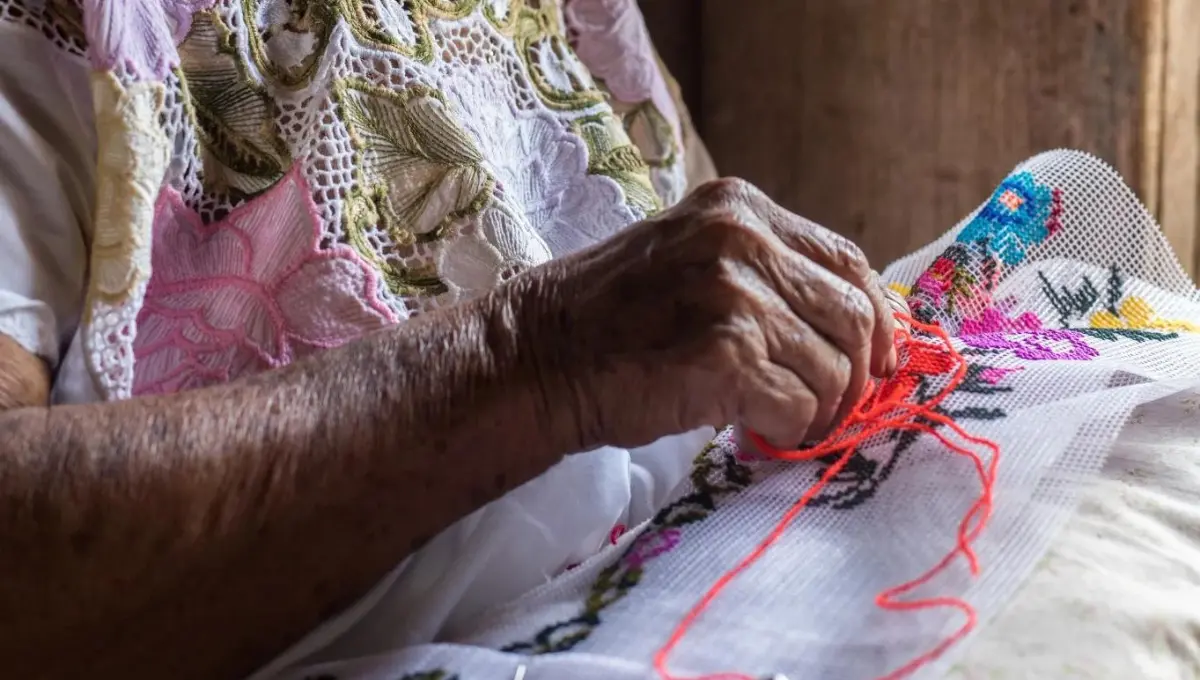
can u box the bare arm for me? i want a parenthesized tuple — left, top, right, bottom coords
(0, 280, 575, 680)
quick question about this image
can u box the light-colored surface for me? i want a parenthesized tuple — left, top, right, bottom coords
(1143, 0, 1200, 280)
(0, 24, 94, 364)
(954, 389, 1200, 679)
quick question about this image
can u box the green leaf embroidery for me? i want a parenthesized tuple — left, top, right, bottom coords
(335, 79, 494, 296)
(179, 11, 292, 199)
(242, 0, 338, 86)
(338, 80, 492, 243)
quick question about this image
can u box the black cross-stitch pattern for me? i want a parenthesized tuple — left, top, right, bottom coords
(501, 443, 754, 655)
(802, 361, 1010, 511)
(1039, 265, 1179, 342)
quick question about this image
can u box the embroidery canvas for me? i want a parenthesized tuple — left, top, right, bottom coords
(275, 150, 1200, 680)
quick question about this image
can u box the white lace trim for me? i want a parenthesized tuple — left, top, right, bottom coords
(25, 1, 649, 400)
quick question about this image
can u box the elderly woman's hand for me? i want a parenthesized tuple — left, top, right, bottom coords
(524, 178, 901, 452)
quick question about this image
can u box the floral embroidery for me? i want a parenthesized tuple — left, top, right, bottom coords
(504, 328, 1016, 651)
(624, 527, 680, 567)
(956, 172, 1063, 266)
(962, 328, 1098, 362)
(89, 71, 171, 304)
(563, 0, 684, 198)
(907, 241, 998, 325)
(961, 307, 1043, 335)
(960, 309, 1097, 361)
(132, 169, 396, 395)
(915, 256, 976, 312)
(84, 0, 179, 80)
(242, 0, 338, 86)
(1040, 266, 1121, 327)
(502, 444, 752, 655)
(1089, 296, 1200, 333)
(979, 366, 1024, 384)
(336, 79, 496, 297)
(441, 71, 634, 258)
(178, 10, 292, 201)
(63, 0, 678, 400)
(803, 344, 1012, 511)
(1039, 266, 1184, 343)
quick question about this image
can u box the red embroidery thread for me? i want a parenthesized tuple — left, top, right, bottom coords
(652, 315, 1000, 680)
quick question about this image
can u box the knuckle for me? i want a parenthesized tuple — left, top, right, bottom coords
(829, 351, 853, 395)
(695, 209, 757, 253)
(827, 230, 870, 275)
(839, 283, 875, 345)
(695, 176, 757, 206)
(810, 351, 852, 404)
(779, 394, 818, 444)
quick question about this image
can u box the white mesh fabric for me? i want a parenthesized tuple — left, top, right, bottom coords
(274, 151, 1200, 680)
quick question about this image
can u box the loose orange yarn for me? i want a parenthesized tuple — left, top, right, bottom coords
(652, 315, 1000, 680)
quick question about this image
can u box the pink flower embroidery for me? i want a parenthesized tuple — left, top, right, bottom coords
(960, 307, 1096, 361)
(962, 328, 1097, 361)
(624, 528, 682, 568)
(84, 0, 179, 81)
(961, 307, 1043, 335)
(914, 258, 955, 302)
(133, 169, 398, 396)
(979, 367, 1024, 384)
(562, 0, 682, 149)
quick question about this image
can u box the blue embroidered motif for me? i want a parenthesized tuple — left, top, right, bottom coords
(956, 172, 1059, 266)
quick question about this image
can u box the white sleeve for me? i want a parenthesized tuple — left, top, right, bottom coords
(0, 21, 95, 367)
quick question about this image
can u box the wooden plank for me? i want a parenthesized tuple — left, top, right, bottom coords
(700, 0, 1152, 269)
(1155, 0, 1200, 277)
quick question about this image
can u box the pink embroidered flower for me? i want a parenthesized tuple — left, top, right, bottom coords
(915, 257, 955, 302)
(979, 367, 1024, 384)
(133, 170, 397, 396)
(961, 307, 1044, 335)
(624, 528, 682, 568)
(84, 0, 179, 80)
(962, 329, 1097, 362)
(562, 0, 682, 148)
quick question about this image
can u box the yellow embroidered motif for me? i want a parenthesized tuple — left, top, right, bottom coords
(89, 72, 171, 305)
(889, 282, 913, 298)
(1089, 296, 1200, 333)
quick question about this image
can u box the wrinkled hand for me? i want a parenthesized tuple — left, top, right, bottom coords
(523, 178, 903, 452)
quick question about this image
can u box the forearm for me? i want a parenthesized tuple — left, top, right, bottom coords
(0, 285, 568, 679)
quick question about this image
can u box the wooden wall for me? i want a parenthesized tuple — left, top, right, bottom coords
(642, 0, 1200, 279)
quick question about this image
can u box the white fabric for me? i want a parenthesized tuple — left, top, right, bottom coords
(0, 22, 94, 365)
(251, 428, 715, 677)
(266, 152, 1200, 679)
(261, 390, 1200, 680)
(953, 387, 1200, 680)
